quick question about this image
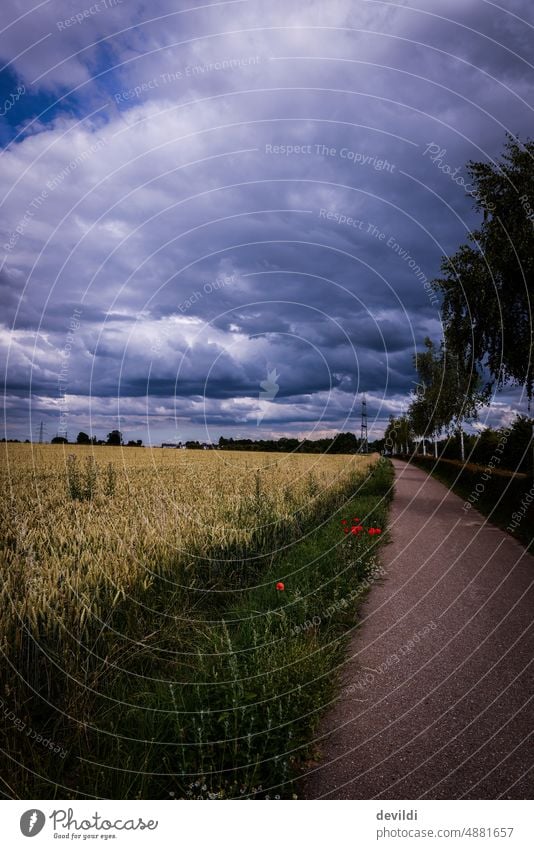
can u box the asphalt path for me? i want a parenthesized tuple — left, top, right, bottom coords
(301, 459, 534, 799)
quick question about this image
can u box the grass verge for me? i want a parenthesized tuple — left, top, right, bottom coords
(408, 455, 533, 551)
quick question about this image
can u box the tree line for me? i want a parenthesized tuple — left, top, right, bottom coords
(218, 433, 363, 454)
(50, 430, 143, 447)
(379, 413, 533, 473)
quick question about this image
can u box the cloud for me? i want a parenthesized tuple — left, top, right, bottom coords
(1, 0, 532, 440)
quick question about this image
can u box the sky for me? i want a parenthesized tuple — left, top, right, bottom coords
(1, 0, 533, 445)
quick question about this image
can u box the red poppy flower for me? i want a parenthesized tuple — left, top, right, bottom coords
(343, 528, 349, 534)
(352, 517, 360, 523)
(341, 519, 348, 525)
(276, 582, 285, 591)
(351, 525, 364, 534)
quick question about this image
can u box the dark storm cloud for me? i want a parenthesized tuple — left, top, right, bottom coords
(1, 0, 532, 440)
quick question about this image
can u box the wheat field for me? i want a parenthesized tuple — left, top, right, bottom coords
(0, 442, 384, 798)
(1, 444, 374, 643)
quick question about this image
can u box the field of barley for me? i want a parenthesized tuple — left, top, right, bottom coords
(0, 443, 392, 799)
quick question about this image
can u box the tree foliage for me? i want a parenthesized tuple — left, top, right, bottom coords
(106, 430, 123, 446)
(432, 135, 534, 400)
(383, 416, 414, 452)
(218, 432, 361, 454)
(408, 337, 488, 438)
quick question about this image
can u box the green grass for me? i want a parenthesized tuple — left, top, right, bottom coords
(408, 455, 533, 552)
(8, 459, 394, 800)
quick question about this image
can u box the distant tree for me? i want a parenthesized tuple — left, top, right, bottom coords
(330, 432, 359, 454)
(409, 337, 488, 459)
(468, 416, 534, 472)
(383, 416, 413, 455)
(106, 430, 123, 446)
(499, 415, 534, 472)
(397, 417, 414, 454)
(136, 439, 143, 447)
(51, 436, 68, 444)
(76, 431, 91, 445)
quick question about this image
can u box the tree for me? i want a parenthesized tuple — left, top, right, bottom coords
(76, 431, 91, 445)
(384, 416, 413, 455)
(106, 430, 123, 446)
(499, 415, 534, 472)
(432, 135, 534, 402)
(409, 338, 447, 454)
(330, 432, 359, 454)
(397, 417, 414, 455)
(51, 436, 68, 444)
(409, 337, 488, 460)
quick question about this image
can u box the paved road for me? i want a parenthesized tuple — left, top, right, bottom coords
(301, 460, 534, 799)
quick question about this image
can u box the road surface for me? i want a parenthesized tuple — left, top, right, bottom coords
(301, 459, 534, 799)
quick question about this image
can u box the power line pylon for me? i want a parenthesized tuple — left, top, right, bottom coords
(359, 395, 368, 453)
